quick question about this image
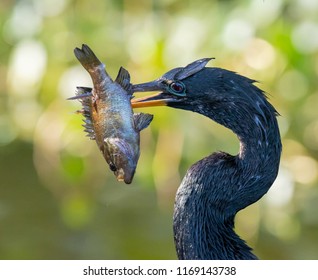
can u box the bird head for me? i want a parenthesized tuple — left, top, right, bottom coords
(131, 58, 213, 111)
(131, 58, 278, 137)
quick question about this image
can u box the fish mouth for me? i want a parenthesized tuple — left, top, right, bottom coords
(103, 138, 138, 184)
(115, 168, 135, 184)
(131, 81, 180, 108)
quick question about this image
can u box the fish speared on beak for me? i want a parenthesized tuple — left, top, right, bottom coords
(131, 81, 172, 108)
(131, 58, 213, 109)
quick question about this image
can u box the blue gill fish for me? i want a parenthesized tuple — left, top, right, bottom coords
(69, 44, 153, 184)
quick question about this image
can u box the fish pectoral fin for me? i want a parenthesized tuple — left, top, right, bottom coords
(133, 113, 153, 131)
(115, 67, 132, 93)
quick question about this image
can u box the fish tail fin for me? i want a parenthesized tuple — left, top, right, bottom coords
(74, 44, 102, 71)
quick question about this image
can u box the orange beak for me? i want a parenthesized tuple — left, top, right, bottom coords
(131, 93, 170, 108)
(131, 81, 172, 108)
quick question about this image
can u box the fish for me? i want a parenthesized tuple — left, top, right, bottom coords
(69, 44, 153, 184)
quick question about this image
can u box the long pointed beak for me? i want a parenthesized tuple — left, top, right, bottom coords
(132, 80, 160, 93)
(131, 80, 172, 108)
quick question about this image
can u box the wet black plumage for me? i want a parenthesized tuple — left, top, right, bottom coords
(132, 60, 282, 260)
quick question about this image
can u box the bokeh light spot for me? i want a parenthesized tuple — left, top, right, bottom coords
(292, 21, 318, 54)
(266, 167, 294, 207)
(277, 69, 309, 101)
(222, 19, 254, 50)
(164, 17, 206, 64)
(33, 0, 68, 17)
(244, 38, 276, 70)
(7, 40, 47, 96)
(3, 2, 42, 42)
(286, 155, 318, 185)
(58, 66, 92, 99)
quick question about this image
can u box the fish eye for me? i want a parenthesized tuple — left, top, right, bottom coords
(169, 81, 186, 96)
(109, 162, 117, 172)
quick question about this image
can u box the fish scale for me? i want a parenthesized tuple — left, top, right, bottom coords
(69, 44, 153, 184)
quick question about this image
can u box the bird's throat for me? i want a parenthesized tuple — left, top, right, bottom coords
(173, 175, 258, 260)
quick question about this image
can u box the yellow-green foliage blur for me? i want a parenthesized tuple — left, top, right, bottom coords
(0, 0, 318, 259)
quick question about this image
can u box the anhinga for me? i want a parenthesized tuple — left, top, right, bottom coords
(131, 58, 282, 260)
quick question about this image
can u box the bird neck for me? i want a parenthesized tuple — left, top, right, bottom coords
(234, 106, 282, 211)
(237, 115, 281, 165)
(207, 96, 282, 209)
(173, 96, 281, 260)
(173, 168, 258, 259)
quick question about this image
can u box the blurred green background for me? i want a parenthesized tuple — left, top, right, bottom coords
(0, 0, 318, 259)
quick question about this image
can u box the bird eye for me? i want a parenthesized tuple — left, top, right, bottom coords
(169, 81, 186, 96)
(109, 162, 117, 172)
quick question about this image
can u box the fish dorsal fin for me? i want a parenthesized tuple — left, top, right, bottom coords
(82, 120, 95, 140)
(133, 113, 153, 132)
(115, 67, 132, 92)
(76, 86, 93, 94)
(69, 87, 95, 140)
